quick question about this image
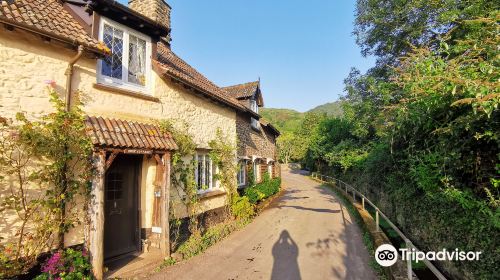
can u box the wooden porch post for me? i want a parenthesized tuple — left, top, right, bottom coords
(160, 152, 171, 257)
(89, 151, 105, 280)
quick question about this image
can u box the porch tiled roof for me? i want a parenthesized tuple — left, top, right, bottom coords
(0, 0, 108, 55)
(85, 116, 177, 151)
(222, 81, 259, 99)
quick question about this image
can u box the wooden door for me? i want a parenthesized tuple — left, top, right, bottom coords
(104, 155, 140, 259)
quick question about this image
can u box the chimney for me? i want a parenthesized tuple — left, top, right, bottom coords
(129, 0, 171, 32)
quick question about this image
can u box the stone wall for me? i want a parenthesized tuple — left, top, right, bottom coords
(129, 0, 171, 30)
(236, 113, 277, 159)
(0, 27, 235, 246)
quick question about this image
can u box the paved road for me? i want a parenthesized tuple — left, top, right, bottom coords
(150, 166, 376, 280)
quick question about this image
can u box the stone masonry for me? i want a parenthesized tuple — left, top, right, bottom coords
(129, 0, 171, 30)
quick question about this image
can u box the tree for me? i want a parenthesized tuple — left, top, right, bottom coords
(354, 0, 496, 65)
(277, 132, 294, 164)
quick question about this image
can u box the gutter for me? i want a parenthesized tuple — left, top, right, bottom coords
(65, 45, 85, 111)
(0, 18, 107, 56)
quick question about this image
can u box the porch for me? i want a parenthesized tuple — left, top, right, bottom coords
(84, 116, 177, 280)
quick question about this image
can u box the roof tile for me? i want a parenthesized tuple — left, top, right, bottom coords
(85, 116, 177, 151)
(154, 42, 253, 114)
(222, 81, 259, 99)
(0, 0, 107, 54)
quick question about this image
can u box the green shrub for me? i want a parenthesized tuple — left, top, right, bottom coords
(244, 177, 281, 204)
(231, 195, 255, 221)
(244, 187, 265, 204)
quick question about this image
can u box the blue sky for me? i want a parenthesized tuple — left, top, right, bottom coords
(119, 0, 374, 112)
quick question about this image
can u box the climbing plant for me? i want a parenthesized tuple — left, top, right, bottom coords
(157, 120, 199, 234)
(209, 129, 254, 220)
(208, 130, 238, 209)
(0, 87, 92, 278)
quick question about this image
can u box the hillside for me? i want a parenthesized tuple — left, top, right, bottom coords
(261, 101, 343, 134)
(259, 108, 304, 132)
(308, 101, 343, 117)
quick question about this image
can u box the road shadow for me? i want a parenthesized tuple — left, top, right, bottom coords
(271, 230, 302, 280)
(278, 205, 340, 214)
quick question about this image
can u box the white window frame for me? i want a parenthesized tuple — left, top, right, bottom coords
(237, 160, 246, 187)
(194, 152, 218, 193)
(268, 164, 273, 178)
(250, 98, 261, 130)
(251, 117, 260, 130)
(250, 99, 259, 114)
(97, 17, 153, 94)
(253, 160, 260, 183)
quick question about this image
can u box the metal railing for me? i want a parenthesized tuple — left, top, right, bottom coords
(311, 172, 447, 280)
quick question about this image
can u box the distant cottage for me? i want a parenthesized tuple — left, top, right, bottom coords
(0, 0, 279, 278)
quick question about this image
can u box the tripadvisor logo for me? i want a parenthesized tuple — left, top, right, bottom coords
(375, 244, 398, 267)
(375, 244, 482, 267)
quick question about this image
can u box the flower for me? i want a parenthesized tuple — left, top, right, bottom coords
(41, 251, 63, 275)
(44, 79, 56, 88)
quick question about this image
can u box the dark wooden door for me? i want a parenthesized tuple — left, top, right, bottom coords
(104, 155, 140, 259)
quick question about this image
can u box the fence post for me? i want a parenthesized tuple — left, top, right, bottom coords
(345, 183, 348, 193)
(375, 209, 380, 232)
(353, 189, 356, 201)
(406, 240, 413, 280)
(362, 197, 365, 210)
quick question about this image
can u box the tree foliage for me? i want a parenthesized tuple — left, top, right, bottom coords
(294, 4, 498, 279)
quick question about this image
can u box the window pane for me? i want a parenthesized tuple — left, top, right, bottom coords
(197, 155, 203, 189)
(205, 157, 209, 189)
(128, 35, 147, 86)
(102, 24, 123, 79)
(238, 162, 245, 185)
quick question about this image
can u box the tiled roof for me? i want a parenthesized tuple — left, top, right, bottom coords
(260, 119, 280, 136)
(154, 42, 255, 114)
(85, 116, 177, 151)
(1, 0, 257, 117)
(0, 0, 107, 55)
(222, 81, 259, 99)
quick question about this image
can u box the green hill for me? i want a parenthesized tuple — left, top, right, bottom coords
(260, 108, 304, 132)
(261, 101, 343, 134)
(308, 101, 343, 117)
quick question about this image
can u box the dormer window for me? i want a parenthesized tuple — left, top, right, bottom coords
(97, 17, 152, 94)
(250, 99, 259, 114)
(250, 98, 260, 130)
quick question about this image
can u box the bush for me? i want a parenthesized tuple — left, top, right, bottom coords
(244, 187, 265, 204)
(244, 176, 281, 204)
(231, 195, 255, 221)
(34, 248, 93, 280)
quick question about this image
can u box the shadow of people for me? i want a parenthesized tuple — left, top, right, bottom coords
(271, 230, 301, 280)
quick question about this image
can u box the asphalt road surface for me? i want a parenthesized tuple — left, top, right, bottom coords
(150, 165, 376, 280)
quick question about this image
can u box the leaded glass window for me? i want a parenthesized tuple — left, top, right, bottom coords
(128, 35, 147, 86)
(98, 18, 151, 93)
(102, 24, 123, 79)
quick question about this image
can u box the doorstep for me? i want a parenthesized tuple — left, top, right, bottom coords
(104, 248, 163, 279)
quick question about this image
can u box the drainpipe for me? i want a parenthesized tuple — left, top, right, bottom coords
(57, 45, 85, 249)
(65, 45, 84, 111)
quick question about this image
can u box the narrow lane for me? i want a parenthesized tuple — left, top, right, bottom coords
(150, 165, 376, 279)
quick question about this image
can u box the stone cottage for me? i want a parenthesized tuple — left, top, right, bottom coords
(222, 81, 280, 187)
(0, 0, 278, 278)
